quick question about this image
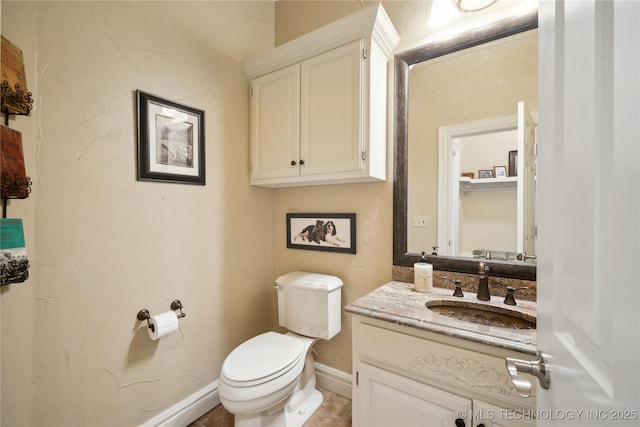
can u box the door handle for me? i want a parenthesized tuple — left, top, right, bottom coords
(505, 351, 550, 397)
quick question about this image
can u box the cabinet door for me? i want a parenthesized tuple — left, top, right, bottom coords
(250, 64, 300, 181)
(473, 400, 536, 427)
(300, 40, 364, 176)
(356, 363, 472, 427)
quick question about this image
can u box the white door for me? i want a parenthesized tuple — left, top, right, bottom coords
(516, 101, 536, 256)
(536, 0, 640, 424)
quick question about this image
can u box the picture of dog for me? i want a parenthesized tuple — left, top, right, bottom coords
(323, 220, 346, 246)
(294, 220, 346, 246)
(308, 220, 327, 244)
(295, 220, 326, 244)
(288, 214, 354, 254)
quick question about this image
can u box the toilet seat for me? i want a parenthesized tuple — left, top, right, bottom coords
(221, 332, 305, 388)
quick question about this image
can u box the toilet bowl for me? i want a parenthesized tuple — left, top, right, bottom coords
(219, 332, 320, 427)
(219, 271, 343, 427)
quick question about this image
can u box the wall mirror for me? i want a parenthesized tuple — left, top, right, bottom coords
(393, 11, 538, 280)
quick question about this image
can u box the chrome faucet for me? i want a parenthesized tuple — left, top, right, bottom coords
(477, 262, 491, 301)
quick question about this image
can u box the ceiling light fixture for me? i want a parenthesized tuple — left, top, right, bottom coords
(453, 0, 499, 12)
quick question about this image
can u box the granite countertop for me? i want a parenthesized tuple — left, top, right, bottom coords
(344, 281, 537, 355)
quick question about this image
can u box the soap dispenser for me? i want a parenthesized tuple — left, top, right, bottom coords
(414, 252, 433, 293)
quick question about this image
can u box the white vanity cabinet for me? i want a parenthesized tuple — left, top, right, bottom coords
(244, 5, 398, 187)
(352, 316, 536, 427)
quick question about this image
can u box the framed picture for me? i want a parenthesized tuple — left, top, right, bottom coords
(508, 150, 518, 176)
(136, 90, 205, 185)
(286, 213, 356, 254)
(478, 169, 494, 179)
(493, 165, 508, 178)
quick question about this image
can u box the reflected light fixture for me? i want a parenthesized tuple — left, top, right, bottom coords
(453, 0, 498, 12)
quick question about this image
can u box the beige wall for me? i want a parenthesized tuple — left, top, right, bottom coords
(1, 1, 274, 426)
(1, 1, 536, 425)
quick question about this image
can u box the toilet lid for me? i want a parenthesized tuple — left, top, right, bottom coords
(222, 332, 304, 385)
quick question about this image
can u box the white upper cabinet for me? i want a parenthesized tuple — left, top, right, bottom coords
(244, 5, 399, 187)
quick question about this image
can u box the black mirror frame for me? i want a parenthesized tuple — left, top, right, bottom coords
(393, 11, 538, 280)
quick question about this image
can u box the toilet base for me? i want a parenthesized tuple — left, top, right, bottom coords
(234, 350, 323, 427)
(284, 388, 322, 427)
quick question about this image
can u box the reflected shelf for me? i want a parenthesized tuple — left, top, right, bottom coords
(459, 176, 517, 192)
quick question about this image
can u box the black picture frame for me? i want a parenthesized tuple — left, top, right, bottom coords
(286, 213, 356, 254)
(136, 90, 205, 185)
(508, 150, 518, 177)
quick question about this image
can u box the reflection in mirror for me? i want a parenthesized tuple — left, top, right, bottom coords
(393, 11, 538, 280)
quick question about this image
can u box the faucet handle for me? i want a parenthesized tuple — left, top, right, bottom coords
(478, 262, 490, 275)
(516, 252, 537, 262)
(504, 286, 528, 306)
(442, 277, 464, 297)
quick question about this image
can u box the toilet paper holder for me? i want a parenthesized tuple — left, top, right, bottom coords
(137, 300, 186, 332)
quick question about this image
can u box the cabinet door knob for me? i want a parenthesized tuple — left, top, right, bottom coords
(477, 424, 486, 427)
(455, 419, 465, 427)
(299, 159, 305, 165)
(290, 160, 296, 166)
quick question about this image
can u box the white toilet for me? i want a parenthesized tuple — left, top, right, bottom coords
(219, 271, 343, 427)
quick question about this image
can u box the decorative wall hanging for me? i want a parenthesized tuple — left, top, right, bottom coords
(136, 90, 205, 185)
(1, 125, 31, 200)
(0, 218, 29, 286)
(1, 37, 32, 284)
(286, 213, 356, 254)
(1, 36, 33, 118)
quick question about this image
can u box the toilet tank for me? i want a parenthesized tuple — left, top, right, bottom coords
(275, 271, 343, 340)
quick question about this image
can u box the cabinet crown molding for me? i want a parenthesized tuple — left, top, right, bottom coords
(244, 4, 399, 80)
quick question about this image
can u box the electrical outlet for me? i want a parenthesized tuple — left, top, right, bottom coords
(412, 216, 428, 227)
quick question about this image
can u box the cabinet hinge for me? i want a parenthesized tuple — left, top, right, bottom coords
(250, 163, 253, 173)
(356, 371, 359, 386)
(362, 48, 367, 60)
(250, 87, 253, 96)
(361, 150, 367, 161)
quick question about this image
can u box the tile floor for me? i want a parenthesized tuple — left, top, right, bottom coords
(188, 387, 351, 427)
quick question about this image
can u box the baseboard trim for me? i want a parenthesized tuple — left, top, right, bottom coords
(139, 364, 351, 426)
(314, 362, 352, 400)
(140, 380, 219, 427)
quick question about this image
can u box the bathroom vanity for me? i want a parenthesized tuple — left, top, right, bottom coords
(345, 283, 537, 427)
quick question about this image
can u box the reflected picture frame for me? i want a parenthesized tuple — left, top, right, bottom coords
(286, 213, 356, 254)
(508, 150, 518, 176)
(136, 90, 205, 185)
(478, 169, 494, 179)
(493, 165, 508, 178)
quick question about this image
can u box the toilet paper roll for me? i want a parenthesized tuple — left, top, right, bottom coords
(148, 311, 179, 340)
